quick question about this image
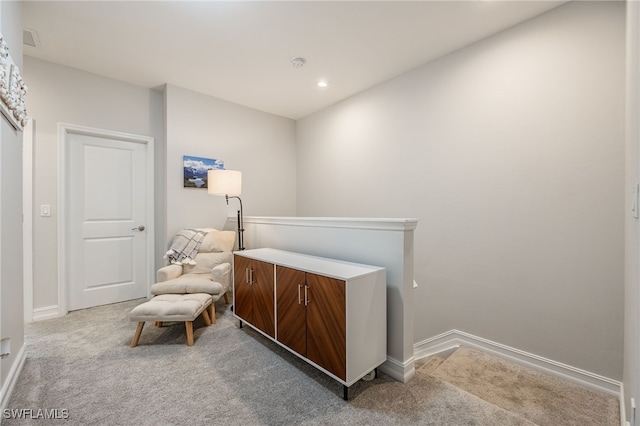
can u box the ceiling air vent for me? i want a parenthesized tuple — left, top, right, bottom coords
(23, 28, 40, 48)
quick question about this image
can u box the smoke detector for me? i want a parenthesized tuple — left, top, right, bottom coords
(291, 57, 306, 68)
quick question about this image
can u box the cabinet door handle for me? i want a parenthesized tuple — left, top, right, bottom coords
(304, 285, 309, 306)
(298, 284, 303, 304)
(250, 269, 254, 285)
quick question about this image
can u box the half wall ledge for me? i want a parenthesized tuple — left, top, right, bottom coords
(226, 215, 419, 383)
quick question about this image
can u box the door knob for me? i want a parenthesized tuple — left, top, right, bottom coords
(132, 225, 145, 231)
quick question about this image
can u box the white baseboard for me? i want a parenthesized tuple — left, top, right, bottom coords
(380, 356, 415, 383)
(620, 384, 627, 426)
(0, 344, 26, 412)
(33, 305, 60, 322)
(414, 329, 621, 398)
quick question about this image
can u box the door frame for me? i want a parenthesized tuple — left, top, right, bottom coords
(57, 123, 155, 316)
(23, 118, 34, 323)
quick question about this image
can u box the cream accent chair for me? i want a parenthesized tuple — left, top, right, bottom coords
(151, 228, 235, 322)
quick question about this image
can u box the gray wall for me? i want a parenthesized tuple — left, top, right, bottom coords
(17, 0, 628, 392)
(21, 68, 298, 311)
(22, 57, 165, 310)
(164, 85, 297, 242)
(296, 1, 625, 380)
(0, 0, 23, 392)
(624, 0, 640, 420)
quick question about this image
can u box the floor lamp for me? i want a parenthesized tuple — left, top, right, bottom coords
(208, 169, 245, 250)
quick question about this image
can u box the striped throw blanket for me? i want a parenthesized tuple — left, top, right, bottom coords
(164, 228, 209, 266)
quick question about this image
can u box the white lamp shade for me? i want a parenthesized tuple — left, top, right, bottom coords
(208, 169, 242, 196)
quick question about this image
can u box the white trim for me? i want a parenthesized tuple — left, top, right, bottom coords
(57, 123, 155, 316)
(620, 384, 627, 426)
(57, 123, 66, 316)
(22, 118, 34, 323)
(33, 305, 60, 322)
(414, 329, 621, 398)
(0, 344, 26, 412)
(244, 216, 419, 232)
(379, 355, 416, 383)
(414, 329, 462, 359)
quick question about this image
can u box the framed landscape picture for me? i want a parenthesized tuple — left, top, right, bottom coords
(183, 155, 224, 188)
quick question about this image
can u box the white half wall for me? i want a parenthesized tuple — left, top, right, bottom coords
(295, 1, 625, 380)
(241, 216, 418, 382)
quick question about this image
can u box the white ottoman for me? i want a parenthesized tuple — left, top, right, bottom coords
(129, 293, 213, 347)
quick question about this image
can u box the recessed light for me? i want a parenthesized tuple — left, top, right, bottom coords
(317, 80, 329, 88)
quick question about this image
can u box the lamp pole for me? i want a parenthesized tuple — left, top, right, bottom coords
(226, 194, 244, 250)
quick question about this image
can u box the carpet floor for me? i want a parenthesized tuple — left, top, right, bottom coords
(3, 299, 619, 425)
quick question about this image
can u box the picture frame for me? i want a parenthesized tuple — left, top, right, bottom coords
(183, 155, 224, 188)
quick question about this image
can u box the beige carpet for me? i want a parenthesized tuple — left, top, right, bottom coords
(3, 300, 621, 425)
(426, 346, 620, 426)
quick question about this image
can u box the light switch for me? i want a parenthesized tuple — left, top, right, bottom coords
(40, 204, 51, 217)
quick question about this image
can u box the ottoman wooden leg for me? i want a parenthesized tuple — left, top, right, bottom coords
(223, 292, 230, 304)
(202, 307, 212, 326)
(131, 322, 145, 347)
(209, 303, 216, 324)
(185, 321, 194, 346)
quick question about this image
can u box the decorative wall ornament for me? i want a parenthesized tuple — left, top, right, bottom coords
(183, 155, 224, 188)
(0, 32, 28, 131)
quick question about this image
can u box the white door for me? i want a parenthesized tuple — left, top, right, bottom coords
(66, 130, 150, 310)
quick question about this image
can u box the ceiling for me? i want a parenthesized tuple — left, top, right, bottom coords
(22, 1, 568, 120)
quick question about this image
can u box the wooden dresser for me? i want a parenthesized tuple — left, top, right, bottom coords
(233, 248, 387, 399)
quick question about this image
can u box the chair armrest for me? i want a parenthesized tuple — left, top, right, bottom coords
(156, 264, 183, 282)
(211, 262, 231, 290)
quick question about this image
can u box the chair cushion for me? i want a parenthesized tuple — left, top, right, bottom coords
(129, 294, 212, 322)
(150, 274, 224, 296)
(198, 230, 236, 253)
(182, 252, 232, 275)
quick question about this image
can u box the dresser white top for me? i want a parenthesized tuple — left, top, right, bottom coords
(234, 248, 385, 280)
